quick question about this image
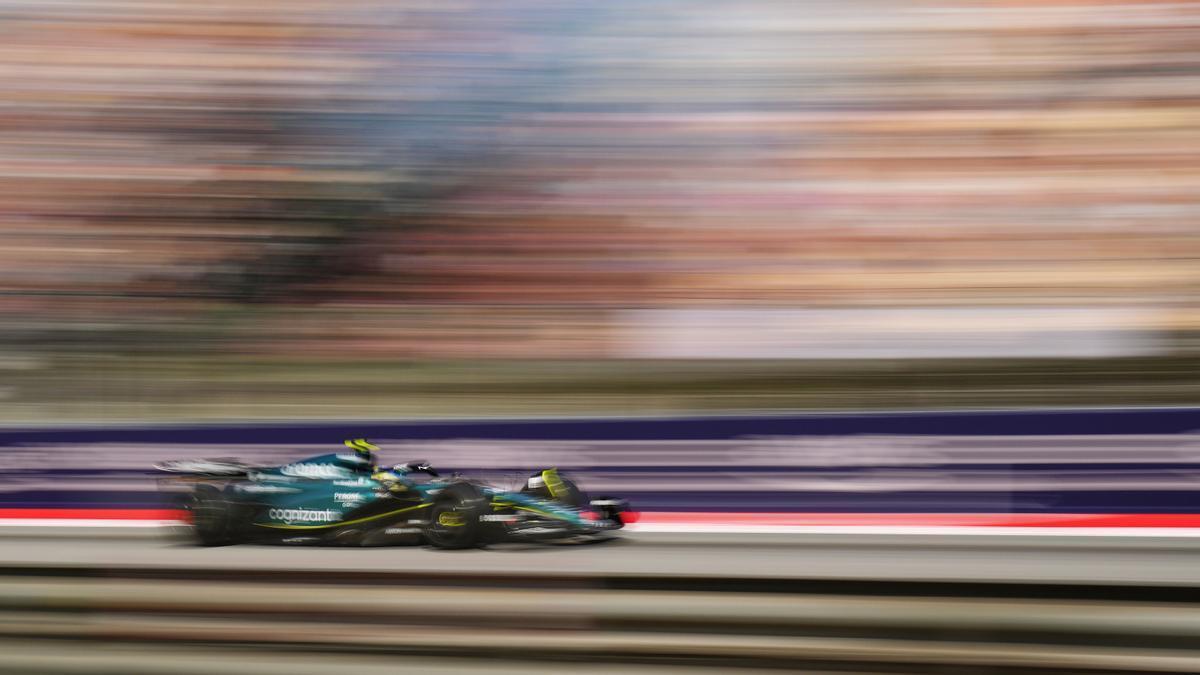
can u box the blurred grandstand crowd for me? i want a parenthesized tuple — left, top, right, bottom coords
(0, 0, 1198, 417)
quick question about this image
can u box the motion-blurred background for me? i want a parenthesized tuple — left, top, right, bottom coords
(1, 0, 1197, 422)
(4, 3, 1200, 674)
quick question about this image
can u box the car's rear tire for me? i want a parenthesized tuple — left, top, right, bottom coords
(190, 485, 235, 546)
(423, 483, 487, 550)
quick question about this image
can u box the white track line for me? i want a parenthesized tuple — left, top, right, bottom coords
(627, 523, 1200, 536)
(0, 519, 181, 528)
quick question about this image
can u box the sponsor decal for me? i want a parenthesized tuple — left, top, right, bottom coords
(236, 484, 299, 494)
(267, 508, 342, 524)
(383, 527, 421, 535)
(334, 492, 365, 504)
(280, 463, 350, 479)
(480, 514, 519, 523)
(333, 479, 374, 487)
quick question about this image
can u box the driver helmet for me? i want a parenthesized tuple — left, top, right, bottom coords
(343, 438, 380, 471)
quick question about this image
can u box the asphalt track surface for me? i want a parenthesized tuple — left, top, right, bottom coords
(5, 528, 1200, 585)
(0, 640, 878, 675)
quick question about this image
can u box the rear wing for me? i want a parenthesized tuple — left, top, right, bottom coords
(154, 458, 256, 478)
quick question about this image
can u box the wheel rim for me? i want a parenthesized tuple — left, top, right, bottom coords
(437, 511, 466, 527)
(427, 504, 468, 545)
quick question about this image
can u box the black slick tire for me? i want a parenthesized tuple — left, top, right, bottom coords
(190, 485, 235, 546)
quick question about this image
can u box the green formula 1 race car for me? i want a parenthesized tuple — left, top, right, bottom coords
(155, 440, 632, 548)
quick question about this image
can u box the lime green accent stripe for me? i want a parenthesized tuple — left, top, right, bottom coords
(512, 505, 570, 521)
(493, 500, 571, 522)
(542, 469, 562, 498)
(257, 503, 430, 530)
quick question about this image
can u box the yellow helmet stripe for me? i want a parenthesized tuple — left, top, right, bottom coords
(344, 438, 379, 453)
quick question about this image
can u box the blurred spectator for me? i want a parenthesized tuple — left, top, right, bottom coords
(0, 0, 1197, 364)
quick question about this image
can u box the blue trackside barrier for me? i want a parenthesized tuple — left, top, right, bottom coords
(0, 406, 1198, 446)
(1, 407, 1199, 513)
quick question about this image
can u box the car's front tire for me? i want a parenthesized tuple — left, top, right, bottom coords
(522, 469, 586, 508)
